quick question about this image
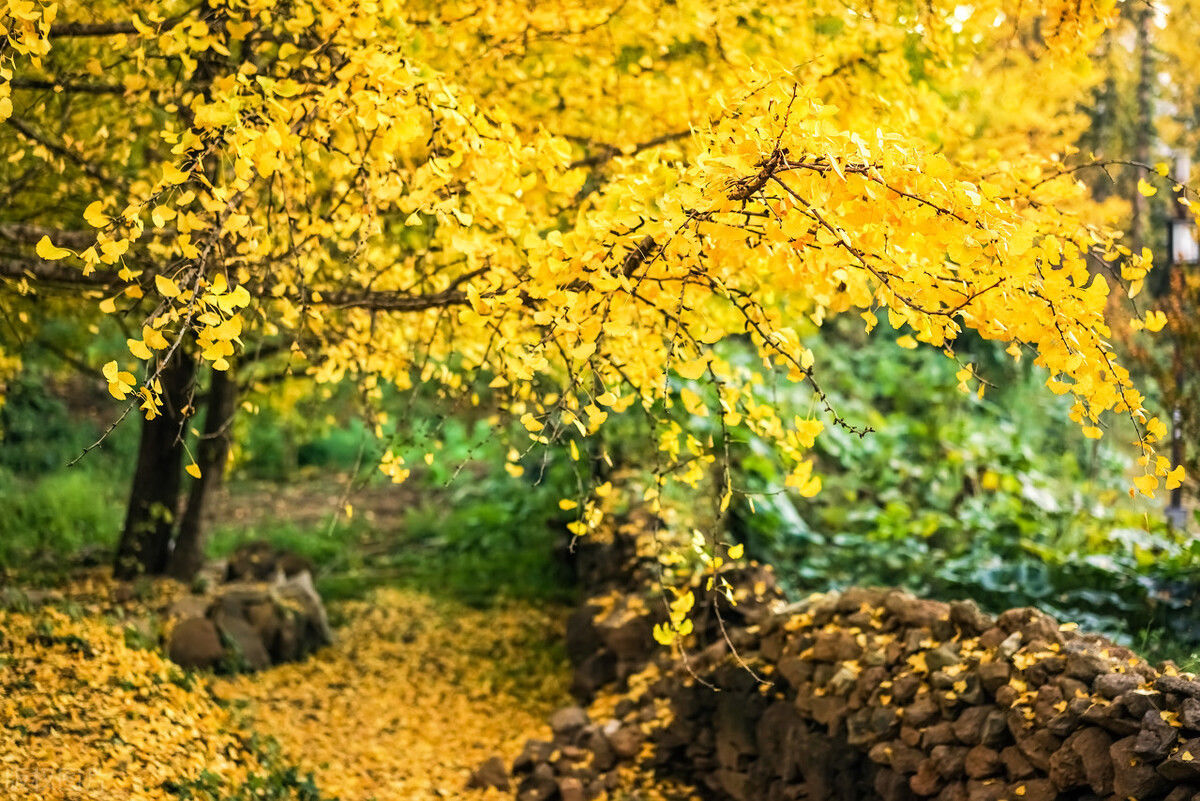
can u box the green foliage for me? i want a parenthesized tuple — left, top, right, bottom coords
(0, 467, 123, 576)
(0, 368, 139, 474)
(723, 324, 1200, 652)
(208, 416, 578, 606)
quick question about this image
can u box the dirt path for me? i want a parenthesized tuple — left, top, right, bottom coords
(214, 588, 571, 801)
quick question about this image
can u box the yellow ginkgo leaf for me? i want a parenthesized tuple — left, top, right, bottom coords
(1166, 465, 1186, 491)
(83, 200, 109, 228)
(1137, 178, 1158, 197)
(728, 543, 745, 560)
(185, 462, 202, 479)
(127, 338, 152, 360)
(35, 235, 72, 260)
(155, 274, 181, 298)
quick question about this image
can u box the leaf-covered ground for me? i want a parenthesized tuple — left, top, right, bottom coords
(0, 599, 264, 799)
(215, 588, 572, 801)
(0, 576, 701, 800)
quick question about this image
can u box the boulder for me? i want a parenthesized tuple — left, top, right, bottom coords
(467, 756, 510, 791)
(167, 617, 223, 669)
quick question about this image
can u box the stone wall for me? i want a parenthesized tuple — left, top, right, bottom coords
(479, 518, 1200, 801)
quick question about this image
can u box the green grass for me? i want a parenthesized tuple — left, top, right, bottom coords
(0, 467, 124, 579)
(205, 496, 576, 607)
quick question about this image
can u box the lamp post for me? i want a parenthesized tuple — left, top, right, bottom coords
(1165, 150, 1196, 529)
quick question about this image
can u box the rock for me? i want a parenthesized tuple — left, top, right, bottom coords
(1064, 651, 1108, 683)
(1048, 741, 1086, 789)
(599, 611, 653, 666)
(996, 608, 1061, 644)
(215, 614, 271, 671)
(964, 746, 1003, 779)
(977, 661, 1010, 694)
(276, 551, 314, 578)
(905, 694, 939, 728)
(950, 600, 993, 636)
(1157, 738, 1200, 782)
(1080, 698, 1140, 736)
(1000, 745, 1035, 780)
(1015, 728, 1060, 771)
(846, 706, 899, 746)
(167, 617, 223, 669)
(923, 722, 957, 748)
(550, 706, 590, 738)
(713, 769, 748, 801)
(275, 570, 333, 648)
(609, 726, 642, 760)
(557, 776, 585, 801)
(964, 777, 1007, 801)
(998, 632, 1023, 659)
(1110, 735, 1169, 800)
(513, 740, 553, 774)
(910, 759, 943, 796)
(953, 706, 994, 746)
(811, 630, 862, 662)
(931, 745, 968, 780)
(1119, 688, 1164, 720)
(1010, 778, 1056, 801)
(1061, 726, 1114, 795)
(517, 763, 558, 801)
(1155, 674, 1200, 700)
(571, 651, 617, 699)
(167, 594, 210, 621)
(1094, 671, 1140, 699)
(979, 710, 1008, 747)
(1181, 696, 1200, 731)
(244, 601, 281, 648)
(1133, 709, 1178, 760)
(926, 644, 961, 672)
(467, 756, 510, 791)
(585, 730, 616, 772)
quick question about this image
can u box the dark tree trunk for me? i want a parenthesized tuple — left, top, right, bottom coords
(1131, 2, 1155, 253)
(169, 367, 236, 580)
(114, 351, 194, 579)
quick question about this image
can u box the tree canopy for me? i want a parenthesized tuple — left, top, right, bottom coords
(0, 0, 1184, 573)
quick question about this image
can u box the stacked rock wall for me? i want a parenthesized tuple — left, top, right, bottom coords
(485, 518, 1200, 801)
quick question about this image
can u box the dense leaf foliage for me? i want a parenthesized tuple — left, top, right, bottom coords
(0, 0, 1181, 537)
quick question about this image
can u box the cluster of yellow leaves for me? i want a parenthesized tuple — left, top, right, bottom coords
(0, 605, 265, 800)
(0, 0, 1176, 503)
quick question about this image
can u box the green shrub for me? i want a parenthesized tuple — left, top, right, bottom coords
(0, 467, 123, 572)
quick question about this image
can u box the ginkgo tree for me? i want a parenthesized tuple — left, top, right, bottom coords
(0, 0, 1184, 580)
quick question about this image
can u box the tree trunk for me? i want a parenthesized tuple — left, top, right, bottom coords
(169, 367, 236, 580)
(114, 351, 194, 579)
(1131, 2, 1155, 253)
